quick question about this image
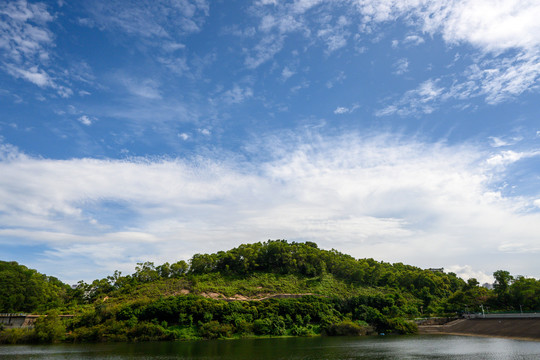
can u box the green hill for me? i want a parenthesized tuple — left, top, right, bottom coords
(1, 240, 538, 343)
(0, 260, 70, 313)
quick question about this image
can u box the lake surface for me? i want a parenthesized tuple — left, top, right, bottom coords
(1, 335, 540, 359)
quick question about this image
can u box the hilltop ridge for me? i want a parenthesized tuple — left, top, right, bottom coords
(1, 240, 538, 343)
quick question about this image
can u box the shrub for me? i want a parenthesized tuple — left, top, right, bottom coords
(233, 319, 252, 335)
(199, 321, 233, 339)
(33, 310, 66, 343)
(290, 325, 315, 337)
(322, 320, 374, 336)
(0, 328, 34, 344)
(252, 318, 272, 335)
(386, 318, 418, 335)
(128, 322, 166, 341)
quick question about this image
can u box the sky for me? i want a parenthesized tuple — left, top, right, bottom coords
(1, 0, 540, 285)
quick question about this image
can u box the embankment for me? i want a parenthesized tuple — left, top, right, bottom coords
(419, 318, 540, 341)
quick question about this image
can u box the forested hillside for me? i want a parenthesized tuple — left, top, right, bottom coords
(1, 240, 539, 343)
(0, 261, 71, 313)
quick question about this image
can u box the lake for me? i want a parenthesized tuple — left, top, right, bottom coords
(1, 335, 540, 359)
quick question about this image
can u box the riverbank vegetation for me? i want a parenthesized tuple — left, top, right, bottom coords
(1, 240, 539, 343)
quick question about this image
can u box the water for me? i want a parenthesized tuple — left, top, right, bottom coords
(1, 335, 540, 359)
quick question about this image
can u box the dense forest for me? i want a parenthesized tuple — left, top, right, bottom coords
(1, 240, 539, 343)
(0, 261, 70, 313)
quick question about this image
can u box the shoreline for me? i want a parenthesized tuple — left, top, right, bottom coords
(418, 318, 540, 342)
(433, 331, 540, 342)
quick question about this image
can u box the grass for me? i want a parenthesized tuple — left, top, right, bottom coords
(96, 272, 394, 309)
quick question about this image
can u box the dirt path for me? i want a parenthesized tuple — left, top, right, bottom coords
(199, 292, 319, 301)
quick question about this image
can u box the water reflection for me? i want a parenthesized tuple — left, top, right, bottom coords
(1, 335, 539, 359)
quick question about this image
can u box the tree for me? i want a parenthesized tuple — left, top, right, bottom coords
(170, 260, 188, 277)
(493, 270, 514, 306)
(509, 276, 540, 311)
(134, 262, 160, 283)
(466, 278, 479, 289)
(0, 261, 69, 313)
(156, 263, 171, 278)
(494, 270, 513, 292)
(33, 310, 66, 343)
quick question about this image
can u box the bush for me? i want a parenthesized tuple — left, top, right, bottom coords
(33, 310, 66, 343)
(168, 325, 199, 340)
(128, 322, 167, 341)
(67, 326, 102, 342)
(252, 318, 272, 335)
(386, 318, 418, 334)
(199, 321, 233, 339)
(290, 325, 315, 336)
(233, 319, 252, 335)
(354, 305, 386, 331)
(322, 320, 374, 336)
(0, 328, 34, 344)
(252, 317, 286, 336)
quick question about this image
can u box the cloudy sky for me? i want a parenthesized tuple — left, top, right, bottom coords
(1, 0, 540, 284)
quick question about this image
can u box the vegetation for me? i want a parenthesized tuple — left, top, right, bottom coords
(0, 261, 71, 313)
(1, 240, 539, 343)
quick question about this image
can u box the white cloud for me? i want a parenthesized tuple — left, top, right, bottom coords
(326, 71, 346, 88)
(84, 0, 209, 40)
(245, 34, 285, 69)
(351, 0, 540, 53)
(0, 1, 54, 62)
(80, 0, 209, 81)
(178, 132, 190, 140)
(446, 265, 493, 284)
(486, 150, 540, 167)
(78, 115, 94, 126)
(93, 96, 198, 140)
(465, 52, 540, 104)
(381, 50, 540, 115)
(421, 0, 540, 53)
(163, 42, 186, 52)
(293, 0, 324, 14)
(403, 35, 424, 46)
(318, 29, 348, 53)
(2, 133, 540, 281)
(393, 58, 409, 75)
(157, 56, 190, 76)
(281, 66, 295, 80)
(198, 128, 211, 136)
(489, 137, 510, 148)
(0, 0, 73, 96)
(259, 14, 276, 32)
(256, 0, 278, 5)
(6, 65, 51, 87)
(360, 0, 540, 106)
(119, 75, 162, 99)
(290, 81, 310, 93)
(488, 136, 522, 148)
(376, 79, 444, 116)
(221, 85, 253, 104)
(317, 15, 350, 53)
(334, 104, 358, 114)
(244, 1, 332, 66)
(334, 106, 349, 114)
(246, 1, 540, 108)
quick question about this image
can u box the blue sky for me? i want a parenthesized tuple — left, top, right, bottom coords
(1, 0, 540, 284)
